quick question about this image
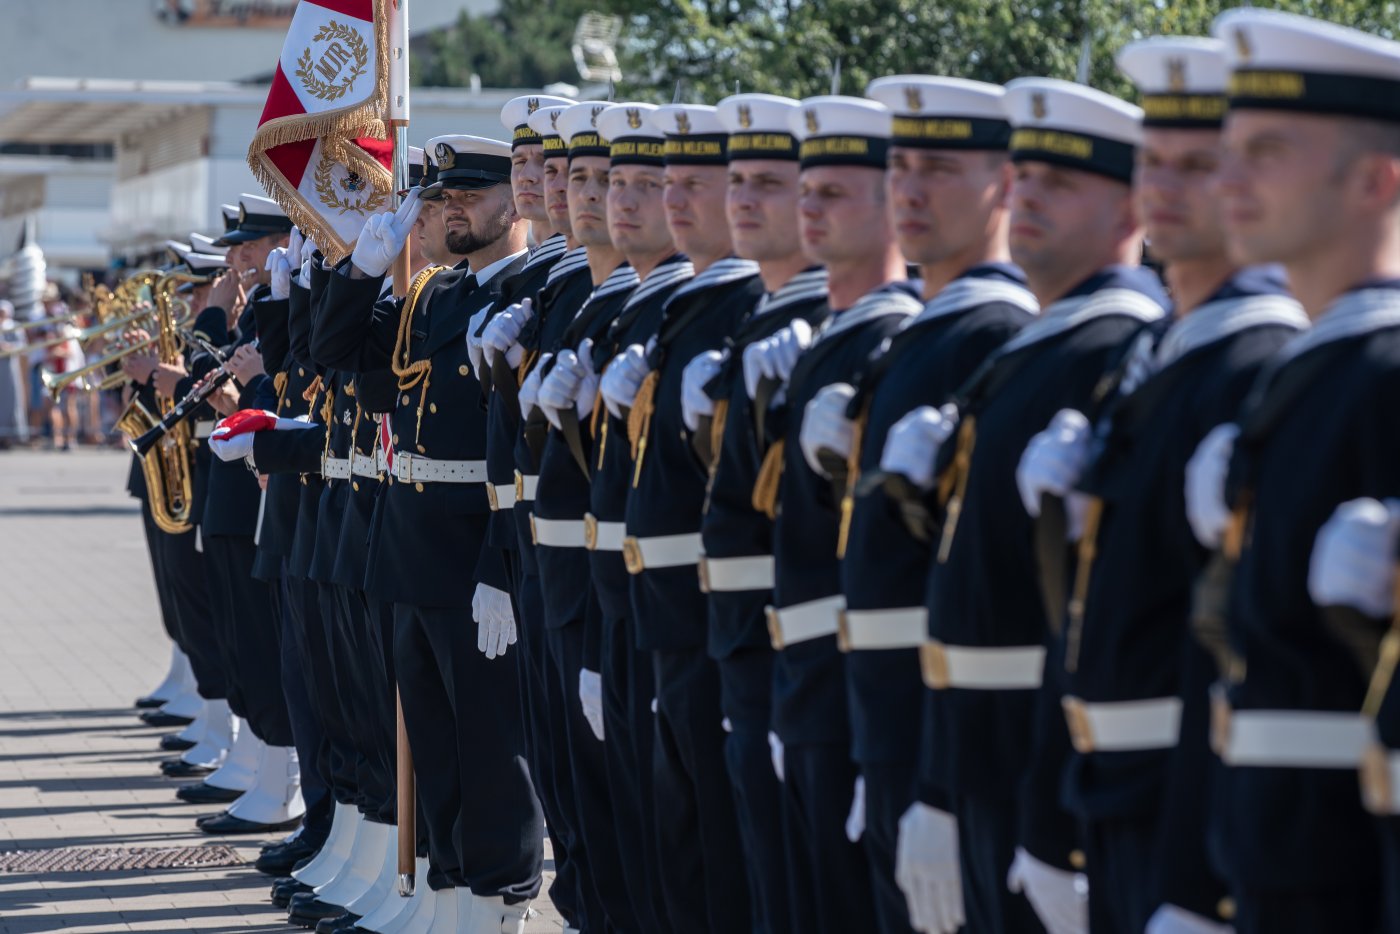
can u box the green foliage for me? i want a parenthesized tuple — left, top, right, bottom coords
(415, 0, 1400, 103)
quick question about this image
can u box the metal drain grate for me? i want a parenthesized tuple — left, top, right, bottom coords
(0, 845, 243, 872)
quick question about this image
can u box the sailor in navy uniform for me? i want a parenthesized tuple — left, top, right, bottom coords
(312, 135, 543, 932)
(1177, 10, 1400, 930)
(689, 92, 828, 934)
(186, 194, 307, 836)
(500, 101, 597, 934)
(1013, 37, 1309, 934)
(751, 95, 920, 933)
(793, 76, 1037, 934)
(528, 100, 642, 934)
(608, 100, 761, 933)
(885, 80, 1166, 932)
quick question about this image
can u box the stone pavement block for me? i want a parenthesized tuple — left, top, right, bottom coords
(0, 450, 563, 932)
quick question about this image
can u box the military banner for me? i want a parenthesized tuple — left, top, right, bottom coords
(246, 0, 394, 264)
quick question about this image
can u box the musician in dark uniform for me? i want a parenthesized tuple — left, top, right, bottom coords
(1009, 39, 1307, 934)
(605, 100, 762, 933)
(687, 91, 829, 934)
(312, 135, 543, 932)
(750, 95, 920, 933)
(793, 76, 1037, 934)
(889, 81, 1166, 932)
(1177, 10, 1400, 930)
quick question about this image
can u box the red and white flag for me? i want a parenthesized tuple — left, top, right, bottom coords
(247, 0, 394, 265)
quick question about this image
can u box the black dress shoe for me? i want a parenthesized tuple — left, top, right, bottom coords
(200, 812, 303, 835)
(288, 892, 348, 927)
(161, 760, 214, 779)
(316, 911, 360, 934)
(177, 781, 243, 805)
(159, 734, 197, 752)
(135, 695, 169, 709)
(255, 835, 319, 876)
(140, 710, 195, 728)
(272, 878, 313, 909)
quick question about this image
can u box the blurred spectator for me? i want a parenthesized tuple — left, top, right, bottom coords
(0, 300, 28, 448)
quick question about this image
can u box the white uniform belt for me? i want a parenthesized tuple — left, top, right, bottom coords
(531, 516, 588, 549)
(351, 452, 380, 478)
(487, 483, 516, 511)
(1062, 696, 1183, 753)
(1362, 744, 1400, 815)
(921, 641, 1046, 690)
(1213, 702, 1369, 769)
(514, 471, 539, 503)
(193, 420, 214, 440)
(622, 532, 703, 574)
(838, 607, 927, 652)
(766, 595, 846, 649)
(699, 555, 774, 593)
(321, 456, 351, 480)
(391, 453, 487, 485)
(584, 514, 626, 552)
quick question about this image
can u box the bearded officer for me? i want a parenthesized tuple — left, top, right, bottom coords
(1180, 10, 1400, 931)
(796, 76, 1038, 934)
(312, 135, 542, 933)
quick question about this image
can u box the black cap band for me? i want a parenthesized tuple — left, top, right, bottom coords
(237, 212, 294, 234)
(1140, 94, 1227, 129)
(513, 123, 543, 149)
(664, 134, 728, 165)
(799, 135, 890, 170)
(541, 135, 567, 158)
(727, 132, 799, 162)
(1010, 128, 1135, 182)
(1228, 69, 1400, 123)
(568, 132, 610, 161)
(610, 136, 666, 167)
(891, 115, 1012, 150)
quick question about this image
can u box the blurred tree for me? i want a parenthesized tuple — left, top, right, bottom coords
(415, 0, 1398, 101)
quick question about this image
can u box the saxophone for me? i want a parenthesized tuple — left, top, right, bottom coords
(115, 270, 202, 535)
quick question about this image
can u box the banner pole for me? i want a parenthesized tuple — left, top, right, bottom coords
(389, 0, 412, 299)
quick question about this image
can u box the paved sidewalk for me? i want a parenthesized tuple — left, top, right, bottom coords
(0, 449, 561, 933)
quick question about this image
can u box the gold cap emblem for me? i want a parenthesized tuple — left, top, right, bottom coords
(737, 104, 753, 129)
(1234, 27, 1252, 63)
(904, 86, 924, 113)
(626, 107, 642, 130)
(435, 142, 456, 169)
(805, 109, 820, 134)
(675, 111, 692, 135)
(1031, 92, 1048, 120)
(526, 97, 540, 114)
(1166, 58, 1187, 93)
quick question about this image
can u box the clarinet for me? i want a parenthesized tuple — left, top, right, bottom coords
(129, 336, 254, 458)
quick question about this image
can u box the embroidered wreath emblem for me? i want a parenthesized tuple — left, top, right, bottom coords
(295, 21, 370, 103)
(314, 153, 386, 215)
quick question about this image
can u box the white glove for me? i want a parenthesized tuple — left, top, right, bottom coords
(1145, 904, 1235, 934)
(470, 583, 517, 660)
(844, 775, 866, 842)
(896, 803, 966, 934)
(1185, 423, 1240, 549)
(600, 344, 651, 419)
(1017, 408, 1094, 539)
(266, 248, 292, 301)
(467, 306, 490, 380)
(800, 382, 857, 477)
(768, 731, 785, 782)
(743, 319, 812, 399)
(285, 227, 306, 270)
(880, 404, 959, 491)
(482, 298, 533, 370)
(350, 189, 421, 278)
(579, 668, 605, 741)
(681, 350, 725, 432)
(1309, 497, 1400, 617)
(1006, 847, 1088, 934)
(519, 352, 551, 421)
(538, 341, 599, 429)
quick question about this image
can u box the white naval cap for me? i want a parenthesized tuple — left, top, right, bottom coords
(219, 203, 240, 232)
(500, 94, 577, 148)
(866, 75, 1011, 150)
(1214, 8, 1400, 123)
(171, 242, 230, 276)
(650, 104, 729, 165)
(789, 95, 893, 169)
(1003, 77, 1143, 182)
(596, 103, 665, 166)
(420, 135, 512, 198)
(190, 233, 228, 256)
(716, 93, 801, 161)
(218, 193, 293, 245)
(555, 101, 613, 160)
(526, 102, 574, 159)
(1117, 37, 1228, 128)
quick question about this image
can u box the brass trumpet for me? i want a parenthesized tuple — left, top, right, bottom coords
(3, 310, 77, 333)
(39, 333, 166, 399)
(0, 305, 164, 359)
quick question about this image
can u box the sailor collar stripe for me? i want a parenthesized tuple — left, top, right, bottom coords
(1153, 294, 1307, 368)
(668, 257, 761, 303)
(521, 234, 569, 273)
(546, 246, 592, 286)
(591, 265, 642, 301)
(754, 268, 830, 317)
(906, 277, 1039, 328)
(814, 289, 923, 346)
(1275, 288, 1400, 363)
(622, 260, 696, 310)
(997, 287, 1166, 356)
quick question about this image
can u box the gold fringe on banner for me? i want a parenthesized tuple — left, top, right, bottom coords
(752, 439, 786, 519)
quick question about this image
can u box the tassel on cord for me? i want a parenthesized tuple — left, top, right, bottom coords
(518, 349, 538, 387)
(752, 439, 786, 519)
(708, 398, 730, 467)
(273, 371, 290, 410)
(627, 371, 661, 458)
(835, 407, 868, 559)
(591, 388, 609, 470)
(302, 374, 324, 406)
